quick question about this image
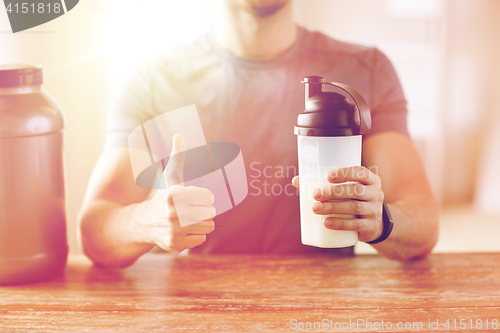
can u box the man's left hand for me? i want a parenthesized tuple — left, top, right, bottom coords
(292, 166, 385, 243)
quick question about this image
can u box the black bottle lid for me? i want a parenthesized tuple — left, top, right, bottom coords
(294, 76, 371, 137)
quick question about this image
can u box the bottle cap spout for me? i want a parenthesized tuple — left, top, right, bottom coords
(296, 77, 372, 137)
(302, 76, 326, 105)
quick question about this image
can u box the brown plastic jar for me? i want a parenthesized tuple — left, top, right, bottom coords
(0, 65, 68, 285)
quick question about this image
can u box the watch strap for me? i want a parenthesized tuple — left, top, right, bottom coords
(367, 201, 394, 244)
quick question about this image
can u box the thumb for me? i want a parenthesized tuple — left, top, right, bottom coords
(164, 133, 186, 187)
(292, 176, 299, 188)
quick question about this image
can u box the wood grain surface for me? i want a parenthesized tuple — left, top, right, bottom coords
(1, 253, 500, 332)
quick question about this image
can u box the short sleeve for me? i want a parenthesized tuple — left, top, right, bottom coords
(368, 49, 409, 137)
(103, 64, 156, 149)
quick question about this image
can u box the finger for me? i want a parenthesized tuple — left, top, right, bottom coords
(327, 166, 379, 185)
(176, 205, 216, 223)
(324, 217, 372, 232)
(314, 183, 383, 202)
(185, 234, 208, 248)
(324, 217, 383, 242)
(184, 220, 215, 235)
(312, 200, 374, 217)
(169, 234, 207, 253)
(168, 186, 215, 207)
(292, 176, 299, 188)
(164, 133, 186, 186)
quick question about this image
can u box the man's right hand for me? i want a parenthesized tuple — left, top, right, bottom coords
(140, 134, 216, 253)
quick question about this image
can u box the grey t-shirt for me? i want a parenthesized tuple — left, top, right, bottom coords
(105, 26, 408, 254)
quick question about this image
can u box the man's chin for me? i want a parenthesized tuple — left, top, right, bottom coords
(241, 0, 290, 18)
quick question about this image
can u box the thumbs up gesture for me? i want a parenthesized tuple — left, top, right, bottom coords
(164, 133, 187, 187)
(144, 134, 216, 253)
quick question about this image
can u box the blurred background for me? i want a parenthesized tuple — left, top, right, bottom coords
(1, 0, 499, 255)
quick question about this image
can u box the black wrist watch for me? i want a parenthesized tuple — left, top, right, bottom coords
(367, 201, 394, 244)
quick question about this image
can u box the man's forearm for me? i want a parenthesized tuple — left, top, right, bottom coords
(79, 200, 154, 268)
(371, 194, 439, 260)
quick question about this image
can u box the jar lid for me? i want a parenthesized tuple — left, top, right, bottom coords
(0, 65, 43, 88)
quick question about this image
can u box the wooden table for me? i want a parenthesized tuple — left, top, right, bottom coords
(1, 253, 499, 332)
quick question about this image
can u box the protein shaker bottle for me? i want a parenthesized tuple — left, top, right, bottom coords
(0, 65, 68, 284)
(294, 76, 371, 248)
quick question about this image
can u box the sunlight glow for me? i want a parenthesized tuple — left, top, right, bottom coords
(103, 0, 214, 84)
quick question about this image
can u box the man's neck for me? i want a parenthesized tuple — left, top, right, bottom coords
(213, 1, 297, 59)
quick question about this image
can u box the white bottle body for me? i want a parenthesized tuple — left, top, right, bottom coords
(297, 135, 362, 248)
